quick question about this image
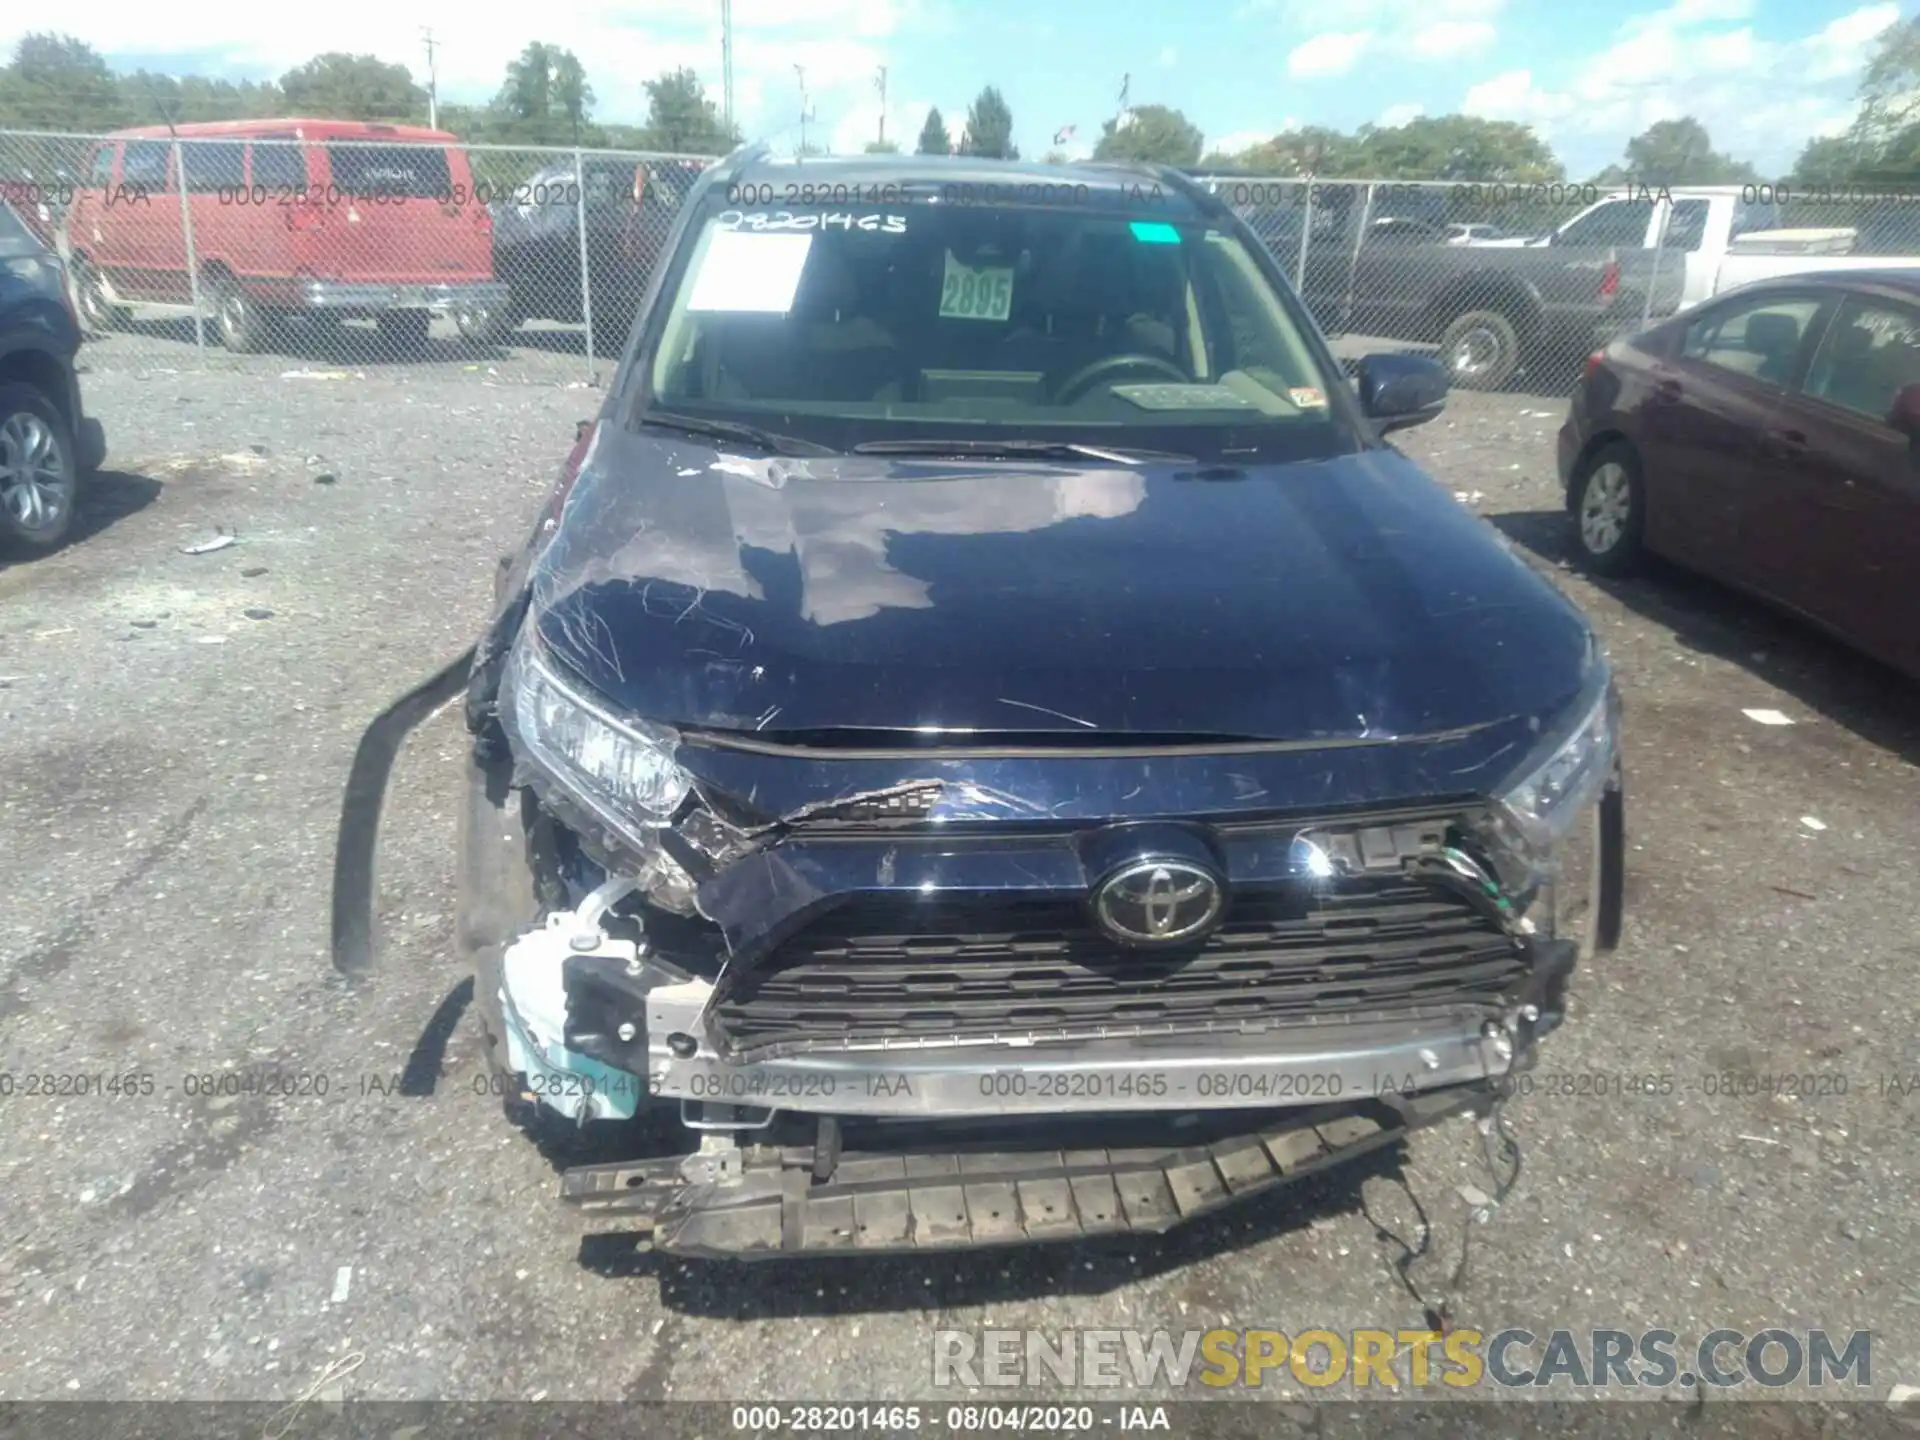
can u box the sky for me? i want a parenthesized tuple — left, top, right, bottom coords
(5, 0, 1910, 177)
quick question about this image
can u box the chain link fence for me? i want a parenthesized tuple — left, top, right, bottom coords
(1195, 175, 1920, 388)
(8, 128, 1920, 391)
(0, 128, 711, 382)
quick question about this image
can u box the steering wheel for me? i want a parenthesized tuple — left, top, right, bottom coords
(1053, 352, 1188, 404)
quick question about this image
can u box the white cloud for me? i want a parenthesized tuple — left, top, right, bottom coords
(1276, 0, 1500, 21)
(1287, 30, 1375, 78)
(1659, 0, 1754, 23)
(1157, 46, 1180, 68)
(1802, 3, 1900, 81)
(1377, 103, 1425, 128)
(1276, 0, 1499, 71)
(1458, 2, 1899, 172)
(1410, 20, 1497, 58)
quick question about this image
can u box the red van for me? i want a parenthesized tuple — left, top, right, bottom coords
(65, 118, 508, 353)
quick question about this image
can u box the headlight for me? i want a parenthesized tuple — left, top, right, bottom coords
(502, 633, 693, 854)
(1494, 670, 1621, 853)
(1474, 662, 1622, 949)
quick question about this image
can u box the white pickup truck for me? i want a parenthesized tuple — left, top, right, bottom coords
(1470, 185, 1920, 314)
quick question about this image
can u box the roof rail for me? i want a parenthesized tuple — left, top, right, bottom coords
(1149, 164, 1232, 220)
(713, 140, 772, 187)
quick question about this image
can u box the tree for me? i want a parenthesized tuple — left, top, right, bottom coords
(0, 33, 127, 131)
(552, 52, 593, 145)
(1620, 117, 1757, 185)
(1041, 150, 1069, 165)
(864, 138, 900, 153)
(960, 86, 1017, 160)
(1810, 16, 1920, 185)
(1216, 126, 1361, 176)
(1354, 115, 1561, 182)
(916, 107, 951, 156)
(1849, 16, 1920, 161)
(497, 43, 556, 126)
(1093, 105, 1203, 166)
(280, 53, 425, 122)
(1789, 135, 1868, 186)
(484, 43, 599, 144)
(637, 68, 738, 155)
(122, 72, 284, 125)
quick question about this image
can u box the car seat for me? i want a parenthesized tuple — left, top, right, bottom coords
(1745, 311, 1803, 386)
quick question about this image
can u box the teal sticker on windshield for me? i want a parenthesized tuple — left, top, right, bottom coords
(1130, 220, 1181, 244)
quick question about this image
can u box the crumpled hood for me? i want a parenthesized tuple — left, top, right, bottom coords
(526, 430, 1595, 743)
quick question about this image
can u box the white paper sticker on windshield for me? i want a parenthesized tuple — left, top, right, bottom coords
(1289, 386, 1327, 408)
(939, 251, 1013, 322)
(686, 229, 814, 313)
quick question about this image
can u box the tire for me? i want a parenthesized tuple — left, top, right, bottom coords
(376, 310, 432, 352)
(208, 274, 266, 354)
(1438, 308, 1521, 391)
(0, 382, 81, 552)
(1570, 441, 1646, 575)
(72, 258, 130, 333)
(454, 297, 518, 347)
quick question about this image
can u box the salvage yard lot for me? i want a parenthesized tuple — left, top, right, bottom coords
(2, 341, 1919, 1404)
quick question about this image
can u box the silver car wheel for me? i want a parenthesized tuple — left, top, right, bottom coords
(0, 410, 71, 535)
(1580, 462, 1633, 553)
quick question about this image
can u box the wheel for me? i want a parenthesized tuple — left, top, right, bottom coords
(454, 297, 518, 346)
(1438, 309, 1521, 391)
(71, 258, 129, 332)
(208, 275, 266, 353)
(0, 382, 80, 551)
(376, 311, 432, 351)
(1570, 441, 1646, 575)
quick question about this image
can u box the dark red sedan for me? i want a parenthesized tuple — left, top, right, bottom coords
(1559, 269, 1920, 679)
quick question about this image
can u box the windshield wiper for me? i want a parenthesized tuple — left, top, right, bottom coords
(850, 438, 1196, 464)
(636, 410, 837, 456)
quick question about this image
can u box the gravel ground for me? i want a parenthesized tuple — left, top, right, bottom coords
(2, 334, 1919, 1411)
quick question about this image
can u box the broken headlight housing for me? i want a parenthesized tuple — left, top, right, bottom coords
(500, 630, 693, 856)
(1477, 657, 1622, 949)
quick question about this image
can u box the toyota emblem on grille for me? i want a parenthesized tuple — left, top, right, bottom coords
(1092, 858, 1226, 947)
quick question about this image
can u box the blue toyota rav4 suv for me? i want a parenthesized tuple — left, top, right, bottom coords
(334, 150, 1625, 1259)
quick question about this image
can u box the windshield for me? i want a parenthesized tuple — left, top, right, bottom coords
(636, 195, 1360, 461)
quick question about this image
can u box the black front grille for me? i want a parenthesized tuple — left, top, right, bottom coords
(712, 878, 1529, 1057)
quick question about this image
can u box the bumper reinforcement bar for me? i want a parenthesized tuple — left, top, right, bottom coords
(558, 1083, 1489, 1258)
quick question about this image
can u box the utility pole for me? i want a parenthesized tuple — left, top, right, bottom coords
(876, 66, 887, 149)
(720, 0, 734, 130)
(795, 65, 808, 153)
(422, 28, 439, 129)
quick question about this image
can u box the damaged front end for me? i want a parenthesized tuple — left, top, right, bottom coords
(335, 555, 1624, 1259)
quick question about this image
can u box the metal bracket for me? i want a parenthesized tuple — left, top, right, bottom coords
(680, 1131, 746, 1184)
(680, 1102, 775, 1135)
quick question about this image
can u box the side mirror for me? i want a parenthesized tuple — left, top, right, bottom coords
(1357, 353, 1448, 435)
(1888, 383, 1920, 444)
